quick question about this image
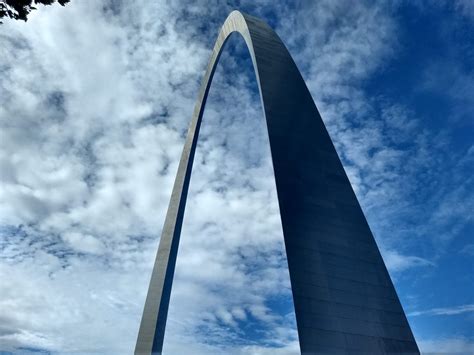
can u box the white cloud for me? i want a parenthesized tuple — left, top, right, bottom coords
(418, 337, 474, 354)
(408, 304, 474, 317)
(62, 231, 105, 254)
(1, 0, 472, 353)
(382, 249, 434, 273)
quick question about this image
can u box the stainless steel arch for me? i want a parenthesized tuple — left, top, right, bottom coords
(135, 11, 419, 355)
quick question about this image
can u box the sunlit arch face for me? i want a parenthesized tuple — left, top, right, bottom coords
(136, 10, 419, 355)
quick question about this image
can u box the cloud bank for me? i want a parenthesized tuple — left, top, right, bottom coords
(1, 0, 472, 353)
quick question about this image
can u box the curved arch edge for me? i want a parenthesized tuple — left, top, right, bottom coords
(135, 10, 420, 355)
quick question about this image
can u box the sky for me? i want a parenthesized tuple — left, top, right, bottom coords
(0, 0, 473, 354)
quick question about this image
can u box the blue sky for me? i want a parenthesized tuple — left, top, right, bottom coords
(0, 0, 473, 354)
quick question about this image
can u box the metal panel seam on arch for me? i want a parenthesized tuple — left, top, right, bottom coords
(135, 10, 420, 355)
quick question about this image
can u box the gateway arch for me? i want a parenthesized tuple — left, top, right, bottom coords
(135, 11, 419, 354)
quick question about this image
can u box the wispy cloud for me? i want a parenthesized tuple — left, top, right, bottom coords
(0, 0, 472, 353)
(408, 304, 474, 317)
(460, 244, 474, 256)
(382, 249, 434, 273)
(418, 337, 474, 355)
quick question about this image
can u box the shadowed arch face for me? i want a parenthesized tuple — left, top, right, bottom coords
(136, 11, 419, 354)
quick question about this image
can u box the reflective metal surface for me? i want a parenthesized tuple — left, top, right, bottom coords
(135, 10, 420, 354)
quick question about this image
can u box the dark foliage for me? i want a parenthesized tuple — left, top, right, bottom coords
(0, 0, 70, 23)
